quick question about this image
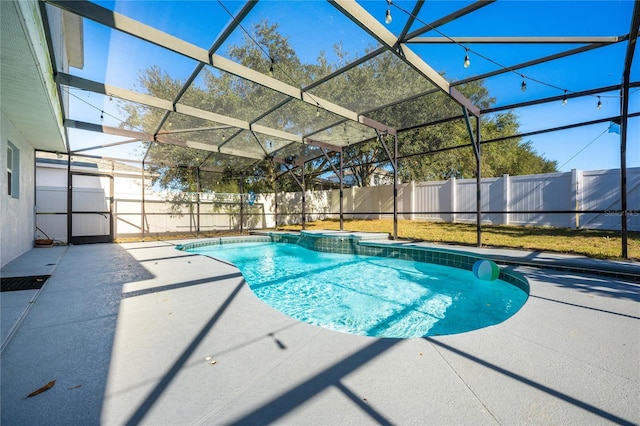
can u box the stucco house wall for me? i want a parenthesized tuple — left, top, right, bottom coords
(1, 111, 36, 266)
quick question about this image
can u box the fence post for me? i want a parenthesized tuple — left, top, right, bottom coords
(503, 174, 510, 225)
(571, 169, 582, 229)
(409, 181, 415, 220)
(351, 186, 356, 220)
(450, 177, 456, 223)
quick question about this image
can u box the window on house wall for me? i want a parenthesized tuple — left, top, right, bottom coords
(6, 142, 19, 198)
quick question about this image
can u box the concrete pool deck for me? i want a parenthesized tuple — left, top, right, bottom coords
(1, 240, 638, 425)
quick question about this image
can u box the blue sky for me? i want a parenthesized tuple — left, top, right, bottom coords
(67, 0, 638, 173)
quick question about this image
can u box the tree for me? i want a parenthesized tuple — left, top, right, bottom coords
(394, 110, 557, 182)
(122, 21, 557, 194)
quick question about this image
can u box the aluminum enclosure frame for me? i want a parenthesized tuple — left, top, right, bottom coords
(37, 0, 640, 257)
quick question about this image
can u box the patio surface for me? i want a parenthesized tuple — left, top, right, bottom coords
(1, 240, 638, 425)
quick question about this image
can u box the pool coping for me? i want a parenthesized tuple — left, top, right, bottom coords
(258, 230, 640, 283)
(176, 231, 530, 294)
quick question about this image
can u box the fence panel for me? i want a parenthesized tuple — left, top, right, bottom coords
(580, 169, 640, 231)
(37, 163, 640, 239)
(508, 172, 573, 227)
(413, 181, 449, 221)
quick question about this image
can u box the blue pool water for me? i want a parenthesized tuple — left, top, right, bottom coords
(187, 242, 528, 338)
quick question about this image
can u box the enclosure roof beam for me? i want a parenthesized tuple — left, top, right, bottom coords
(157, 126, 234, 135)
(404, 0, 496, 40)
(46, 0, 391, 133)
(622, 4, 640, 80)
(56, 72, 303, 144)
(383, 81, 639, 135)
(207, 0, 257, 57)
(64, 119, 265, 160)
(479, 112, 640, 145)
(152, 1, 259, 137)
(449, 42, 623, 88)
(72, 138, 142, 153)
(329, 0, 480, 117)
(64, 152, 143, 164)
(355, 40, 625, 123)
(64, 119, 152, 140)
(408, 36, 626, 44)
(305, 138, 343, 153)
(397, 1, 425, 43)
(481, 81, 640, 115)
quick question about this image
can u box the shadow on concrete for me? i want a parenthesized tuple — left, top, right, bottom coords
(529, 294, 640, 320)
(0, 244, 155, 425)
(124, 279, 246, 426)
(121, 272, 243, 298)
(524, 268, 640, 302)
(224, 338, 399, 426)
(425, 338, 635, 426)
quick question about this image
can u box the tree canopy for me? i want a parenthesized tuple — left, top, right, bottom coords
(122, 20, 557, 194)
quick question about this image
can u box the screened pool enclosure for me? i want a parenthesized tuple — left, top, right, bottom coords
(37, 0, 639, 257)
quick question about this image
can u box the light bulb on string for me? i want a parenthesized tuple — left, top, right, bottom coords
(561, 90, 568, 105)
(268, 58, 274, 76)
(521, 78, 527, 92)
(463, 49, 470, 68)
(100, 111, 104, 121)
(385, 0, 392, 24)
(597, 96, 602, 109)
(109, 95, 113, 104)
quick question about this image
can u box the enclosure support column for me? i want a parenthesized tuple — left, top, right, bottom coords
(377, 130, 398, 240)
(239, 177, 244, 235)
(620, 94, 628, 259)
(339, 148, 344, 231)
(503, 174, 510, 225)
(110, 162, 115, 242)
(301, 159, 306, 230)
(450, 177, 457, 223)
(394, 133, 398, 239)
(196, 167, 201, 236)
(476, 115, 482, 247)
(66, 153, 72, 244)
(320, 147, 344, 231)
(273, 161, 278, 228)
(619, 0, 638, 258)
(464, 107, 482, 247)
(284, 161, 305, 230)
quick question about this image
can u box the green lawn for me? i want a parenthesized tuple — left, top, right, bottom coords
(278, 219, 640, 261)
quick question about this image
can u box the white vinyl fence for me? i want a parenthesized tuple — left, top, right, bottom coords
(36, 166, 640, 242)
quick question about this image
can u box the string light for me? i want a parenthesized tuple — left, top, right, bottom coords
(109, 95, 113, 104)
(385, 0, 392, 24)
(386, 2, 623, 108)
(597, 96, 602, 109)
(268, 57, 274, 76)
(100, 111, 104, 121)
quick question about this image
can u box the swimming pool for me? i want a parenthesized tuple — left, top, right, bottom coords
(181, 235, 529, 338)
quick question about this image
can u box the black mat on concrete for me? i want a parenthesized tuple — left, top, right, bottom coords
(1, 276, 49, 292)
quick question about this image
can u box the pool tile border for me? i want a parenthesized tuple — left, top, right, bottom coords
(176, 232, 530, 294)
